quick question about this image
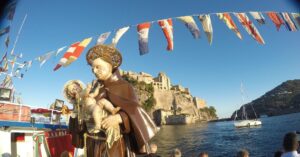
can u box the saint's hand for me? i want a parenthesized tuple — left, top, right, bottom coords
(101, 114, 122, 129)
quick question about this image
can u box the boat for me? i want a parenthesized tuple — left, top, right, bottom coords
(0, 87, 77, 157)
(234, 83, 262, 128)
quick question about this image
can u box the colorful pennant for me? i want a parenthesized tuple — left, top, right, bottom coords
(267, 12, 285, 31)
(53, 37, 92, 71)
(158, 19, 174, 51)
(177, 16, 200, 39)
(0, 26, 10, 37)
(234, 13, 265, 44)
(217, 13, 242, 39)
(249, 12, 266, 25)
(137, 22, 151, 55)
(97, 32, 111, 45)
(291, 13, 300, 27)
(112, 26, 130, 46)
(198, 15, 213, 45)
(280, 12, 298, 31)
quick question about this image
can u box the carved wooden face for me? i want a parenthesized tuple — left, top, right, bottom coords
(92, 58, 113, 81)
(67, 83, 82, 98)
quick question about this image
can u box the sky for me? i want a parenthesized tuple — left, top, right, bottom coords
(0, 0, 300, 118)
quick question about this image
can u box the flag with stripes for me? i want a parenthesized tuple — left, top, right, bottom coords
(198, 14, 213, 45)
(291, 13, 300, 27)
(217, 13, 242, 39)
(158, 19, 174, 51)
(280, 12, 298, 31)
(267, 12, 285, 31)
(234, 13, 265, 44)
(112, 26, 129, 46)
(249, 12, 266, 25)
(0, 26, 10, 37)
(54, 37, 92, 71)
(137, 22, 151, 55)
(177, 16, 200, 39)
(97, 32, 111, 45)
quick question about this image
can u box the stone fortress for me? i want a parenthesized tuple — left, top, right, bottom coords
(120, 70, 216, 125)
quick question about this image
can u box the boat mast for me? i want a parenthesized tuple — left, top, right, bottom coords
(241, 82, 248, 120)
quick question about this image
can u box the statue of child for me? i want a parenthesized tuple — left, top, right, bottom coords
(63, 80, 121, 148)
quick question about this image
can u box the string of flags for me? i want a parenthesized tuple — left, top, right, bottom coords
(0, 11, 300, 79)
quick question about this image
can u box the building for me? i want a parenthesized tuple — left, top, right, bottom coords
(171, 85, 190, 94)
(153, 72, 171, 90)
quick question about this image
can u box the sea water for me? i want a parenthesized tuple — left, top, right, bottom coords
(151, 112, 300, 157)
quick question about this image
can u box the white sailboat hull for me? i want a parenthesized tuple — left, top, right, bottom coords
(234, 119, 262, 128)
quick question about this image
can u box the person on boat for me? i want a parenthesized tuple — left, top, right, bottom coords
(281, 132, 300, 157)
(236, 149, 249, 157)
(84, 44, 159, 157)
(169, 148, 181, 157)
(198, 151, 209, 157)
(273, 150, 283, 157)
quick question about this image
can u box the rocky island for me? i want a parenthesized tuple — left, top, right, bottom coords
(120, 70, 218, 125)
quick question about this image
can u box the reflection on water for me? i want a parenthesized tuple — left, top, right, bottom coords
(151, 113, 300, 157)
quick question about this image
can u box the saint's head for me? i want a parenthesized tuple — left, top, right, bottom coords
(86, 44, 122, 81)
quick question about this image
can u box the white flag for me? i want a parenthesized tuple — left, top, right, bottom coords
(97, 32, 111, 45)
(55, 46, 67, 56)
(112, 26, 130, 46)
(36, 51, 55, 67)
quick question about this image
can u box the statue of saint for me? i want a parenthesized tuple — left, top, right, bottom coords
(81, 44, 159, 157)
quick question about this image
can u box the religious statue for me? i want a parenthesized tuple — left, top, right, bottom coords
(65, 44, 159, 157)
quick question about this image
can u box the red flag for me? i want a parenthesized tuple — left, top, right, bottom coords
(234, 13, 265, 44)
(158, 19, 174, 51)
(54, 37, 92, 71)
(267, 12, 285, 31)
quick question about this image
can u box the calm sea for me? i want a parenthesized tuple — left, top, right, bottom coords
(151, 112, 300, 157)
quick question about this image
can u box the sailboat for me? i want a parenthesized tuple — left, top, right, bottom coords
(234, 83, 262, 128)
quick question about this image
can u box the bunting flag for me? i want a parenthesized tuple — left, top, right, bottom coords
(0, 52, 8, 64)
(158, 19, 174, 51)
(217, 13, 242, 39)
(280, 12, 298, 31)
(24, 60, 32, 72)
(5, 36, 10, 48)
(112, 26, 129, 46)
(97, 32, 111, 45)
(267, 12, 285, 31)
(234, 13, 265, 44)
(198, 15, 213, 45)
(36, 51, 55, 67)
(0, 58, 9, 73)
(249, 12, 266, 25)
(3, 59, 9, 72)
(55, 46, 67, 56)
(177, 16, 200, 39)
(0, 26, 10, 37)
(1, 75, 12, 88)
(54, 37, 92, 71)
(291, 13, 300, 26)
(137, 22, 151, 55)
(7, 0, 17, 20)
